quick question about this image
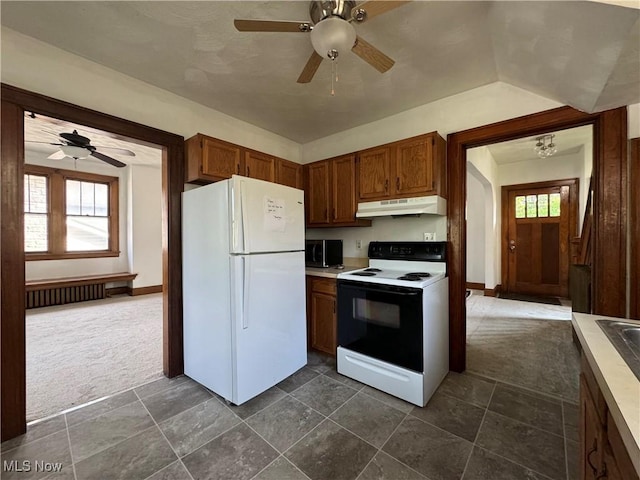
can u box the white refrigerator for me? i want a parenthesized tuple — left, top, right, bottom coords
(182, 175, 306, 405)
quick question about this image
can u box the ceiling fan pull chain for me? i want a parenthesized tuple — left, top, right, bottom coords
(331, 60, 336, 96)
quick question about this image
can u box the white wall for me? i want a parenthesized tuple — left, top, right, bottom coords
(1, 27, 301, 163)
(301, 82, 565, 163)
(466, 171, 486, 285)
(127, 165, 162, 288)
(24, 152, 130, 281)
(306, 215, 447, 260)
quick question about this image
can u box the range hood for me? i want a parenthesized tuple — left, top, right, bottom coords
(356, 195, 447, 218)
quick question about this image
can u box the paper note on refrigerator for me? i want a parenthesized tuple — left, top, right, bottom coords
(264, 196, 286, 232)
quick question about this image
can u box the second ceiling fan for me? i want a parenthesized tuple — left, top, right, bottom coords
(234, 0, 410, 83)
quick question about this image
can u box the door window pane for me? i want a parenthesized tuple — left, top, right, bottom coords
(537, 194, 549, 217)
(66, 216, 109, 251)
(550, 193, 561, 217)
(515, 196, 526, 218)
(526, 195, 537, 218)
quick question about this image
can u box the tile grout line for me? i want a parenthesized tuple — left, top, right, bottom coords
(133, 390, 196, 480)
(460, 380, 497, 479)
(63, 413, 79, 480)
(471, 445, 557, 480)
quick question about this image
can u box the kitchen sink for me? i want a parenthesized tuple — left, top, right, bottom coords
(597, 320, 640, 382)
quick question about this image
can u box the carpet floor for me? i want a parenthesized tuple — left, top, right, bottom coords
(27, 294, 164, 421)
(466, 294, 580, 402)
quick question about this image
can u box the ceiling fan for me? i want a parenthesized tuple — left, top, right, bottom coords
(26, 130, 135, 168)
(234, 0, 410, 83)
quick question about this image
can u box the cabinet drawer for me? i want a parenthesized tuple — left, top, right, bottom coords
(311, 278, 336, 295)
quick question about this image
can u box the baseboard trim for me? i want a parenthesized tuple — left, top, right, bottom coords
(484, 284, 502, 297)
(106, 286, 129, 297)
(129, 285, 163, 296)
(466, 282, 485, 290)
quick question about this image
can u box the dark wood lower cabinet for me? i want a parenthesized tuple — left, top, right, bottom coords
(579, 354, 638, 480)
(306, 276, 337, 356)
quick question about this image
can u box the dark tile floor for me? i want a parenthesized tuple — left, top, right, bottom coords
(1, 351, 578, 480)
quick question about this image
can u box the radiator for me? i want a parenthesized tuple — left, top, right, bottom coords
(26, 283, 106, 309)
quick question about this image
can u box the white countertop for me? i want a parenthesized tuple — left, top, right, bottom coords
(305, 265, 363, 279)
(571, 312, 640, 474)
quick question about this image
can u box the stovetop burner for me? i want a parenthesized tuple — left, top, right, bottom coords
(363, 268, 382, 272)
(407, 272, 432, 277)
(397, 275, 424, 281)
(352, 271, 377, 276)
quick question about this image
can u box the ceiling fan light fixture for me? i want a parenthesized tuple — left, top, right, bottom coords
(310, 17, 356, 60)
(60, 145, 90, 159)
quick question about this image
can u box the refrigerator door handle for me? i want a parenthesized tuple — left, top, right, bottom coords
(240, 180, 251, 254)
(242, 256, 249, 329)
(231, 178, 246, 253)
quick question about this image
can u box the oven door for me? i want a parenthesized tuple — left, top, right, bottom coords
(337, 279, 423, 372)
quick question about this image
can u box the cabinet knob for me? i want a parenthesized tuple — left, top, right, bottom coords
(247, 166, 250, 177)
(384, 179, 388, 191)
(236, 164, 240, 174)
(396, 177, 400, 190)
(587, 441, 599, 475)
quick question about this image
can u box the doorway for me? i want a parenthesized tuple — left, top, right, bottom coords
(1, 84, 185, 440)
(447, 106, 628, 372)
(502, 179, 578, 299)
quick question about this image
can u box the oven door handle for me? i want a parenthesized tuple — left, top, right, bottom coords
(338, 282, 422, 296)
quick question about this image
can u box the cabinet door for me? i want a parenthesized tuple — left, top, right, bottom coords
(580, 375, 604, 480)
(306, 161, 331, 225)
(310, 291, 336, 355)
(276, 158, 302, 189)
(332, 154, 358, 223)
(358, 147, 391, 201)
(202, 137, 241, 180)
(394, 135, 434, 196)
(245, 151, 275, 182)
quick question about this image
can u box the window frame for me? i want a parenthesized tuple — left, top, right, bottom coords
(24, 164, 119, 261)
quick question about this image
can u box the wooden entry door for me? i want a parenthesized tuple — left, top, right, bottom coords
(503, 179, 578, 297)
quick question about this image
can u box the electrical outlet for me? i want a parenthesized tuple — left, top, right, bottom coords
(423, 232, 435, 241)
(356, 239, 362, 249)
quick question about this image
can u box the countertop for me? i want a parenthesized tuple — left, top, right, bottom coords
(571, 312, 640, 474)
(305, 265, 364, 279)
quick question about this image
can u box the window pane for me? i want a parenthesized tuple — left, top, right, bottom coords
(81, 181, 95, 216)
(526, 195, 537, 218)
(66, 216, 108, 251)
(515, 196, 526, 218)
(550, 193, 561, 217)
(25, 213, 48, 252)
(24, 174, 48, 213)
(537, 194, 549, 217)
(94, 184, 108, 217)
(66, 180, 81, 215)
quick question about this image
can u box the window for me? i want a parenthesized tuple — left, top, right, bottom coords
(515, 193, 560, 219)
(24, 165, 119, 260)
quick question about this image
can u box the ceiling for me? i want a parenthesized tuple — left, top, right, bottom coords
(486, 125, 593, 165)
(24, 113, 163, 168)
(2, 1, 639, 144)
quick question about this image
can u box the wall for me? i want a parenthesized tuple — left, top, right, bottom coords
(127, 165, 162, 288)
(466, 171, 486, 285)
(24, 151, 130, 281)
(1, 27, 301, 163)
(306, 215, 447, 260)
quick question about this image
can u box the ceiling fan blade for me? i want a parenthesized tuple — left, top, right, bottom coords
(234, 19, 311, 32)
(91, 151, 127, 168)
(352, 36, 395, 73)
(352, 1, 411, 22)
(47, 150, 67, 160)
(25, 140, 63, 146)
(92, 146, 136, 157)
(297, 51, 324, 83)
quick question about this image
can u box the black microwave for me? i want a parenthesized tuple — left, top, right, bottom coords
(305, 240, 343, 268)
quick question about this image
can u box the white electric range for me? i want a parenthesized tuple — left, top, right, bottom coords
(336, 241, 449, 407)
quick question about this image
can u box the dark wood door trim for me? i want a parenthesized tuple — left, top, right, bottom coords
(1, 84, 185, 441)
(447, 105, 627, 372)
(630, 138, 639, 320)
(501, 178, 578, 296)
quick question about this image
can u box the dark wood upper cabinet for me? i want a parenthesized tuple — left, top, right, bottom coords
(358, 146, 392, 200)
(305, 155, 371, 228)
(185, 133, 303, 188)
(186, 134, 241, 184)
(357, 132, 446, 202)
(244, 150, 275, 182)
(276, 157, 303, 189)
